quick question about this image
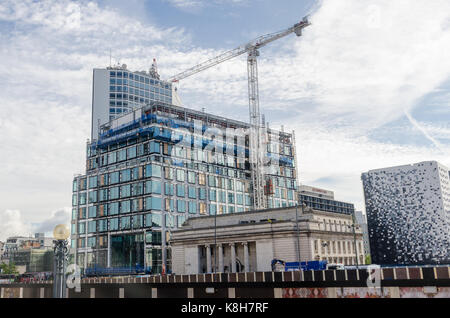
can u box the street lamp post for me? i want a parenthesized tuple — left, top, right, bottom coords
(347, 214, 359, 270)
(53, 224, 70, 298)
(214, 209, 217, 274)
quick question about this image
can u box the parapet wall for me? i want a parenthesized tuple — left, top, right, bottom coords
(1, 266, 449, 298)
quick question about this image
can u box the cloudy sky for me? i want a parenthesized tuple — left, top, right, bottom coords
(0, 0, 449, 241)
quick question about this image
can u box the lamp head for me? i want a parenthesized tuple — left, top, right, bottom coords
(53, 224, 70, 240)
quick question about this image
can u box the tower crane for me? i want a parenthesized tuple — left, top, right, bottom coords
(167, 17, 311, 210)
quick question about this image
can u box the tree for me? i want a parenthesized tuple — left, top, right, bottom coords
(0, 262, 19, 275)
(365, 254, 372, 265)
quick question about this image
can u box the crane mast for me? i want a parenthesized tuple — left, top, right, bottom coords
(167, 17, 310, 210)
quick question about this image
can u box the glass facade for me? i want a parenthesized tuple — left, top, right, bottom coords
(72, 102, 298, 273)
(108, 69, 172, 121)
(298, 194, 354, 215)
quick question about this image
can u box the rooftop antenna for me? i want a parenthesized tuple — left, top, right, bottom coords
(150, 58, 160, 79)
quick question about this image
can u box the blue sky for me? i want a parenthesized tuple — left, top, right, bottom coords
(0, 0, 449, 240)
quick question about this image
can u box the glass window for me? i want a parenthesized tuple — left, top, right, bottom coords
(146, 164, 162, 178)
(164, 183, 174, 196)
(146, 180, 161, 194)
(188, 201, 197, 214)
(164, 167, 173, 179)
(88, 206, 97, 218)
(88, 176, 97, 188)
(188, 186, 196, 199)
(98, 219, 108, 232)
(188, 171, 196, 184)
(120, 200, 131, 214)
(209, 189, 216, 201)
(236, 193, 243, 205)
(78, 222, 86, 234)
(165, 214, 174, 228)
(110, 172, 120, 184)
(176, 169, 185, 182)
(198, 188, 206, 200)
(121, 169, 131, 182)
(177, 200, 186, 213)
(120, 216, 131, 230)
(198, 173, 206, 185)
(79, 192, 86, 205)
(145, 196, 162, 210)
(132, 182, 143, 196)
(110, 186, 120, 199)
(131, 198, 143, 212)
(149, 141, 160, 154)
(88, 191, 97, 203)
(147, 213, 162, 227)
(88, 221, 96, 233)
(151, 232, 162, 245)
(209, 204, 216, 215)
(109, 218, 119, 231)
(108, 151, 117, 164)
(109, 202, 119, 215)
(127, 146, 137, 159)
(132, 215, 143, 229)
(176, 184, 185, 197)
(118, 149, 126, 161)
(177, 215, 186, 228)
(228, 192, 235, 204)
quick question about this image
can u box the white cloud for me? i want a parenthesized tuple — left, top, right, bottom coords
(0, 210, 32, 241)
(0, 0, 449, 224)
(33, 208, 71, 234)
(0, 208, 71, 241)
(165, 0, 249, 10)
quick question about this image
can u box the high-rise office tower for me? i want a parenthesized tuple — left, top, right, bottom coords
(91, 63, 173, 140)
(361, 161, 450, 265)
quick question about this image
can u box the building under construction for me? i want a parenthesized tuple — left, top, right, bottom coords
(72, 96, 299, 273)
(71, 18, 310, 273)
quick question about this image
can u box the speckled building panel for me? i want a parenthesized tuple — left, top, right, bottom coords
(361, 161, 450, 265)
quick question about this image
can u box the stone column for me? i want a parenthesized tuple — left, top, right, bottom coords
(206, 245, 212, 273)
(230, 243, 236, 273)
(243, 242, 249, 272)
(218, 244, 224, 272)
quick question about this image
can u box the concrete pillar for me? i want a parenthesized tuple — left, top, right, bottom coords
(107, 233, 111, 267)
(230, 243, 236, 273)
(243, 242, 249, 272)
(206, 245, 212, 273)
(188, 288, 194, 298)
(90, 288, 95, 298)
(274, 288, 282, 298)
(218, 244, 224, 272)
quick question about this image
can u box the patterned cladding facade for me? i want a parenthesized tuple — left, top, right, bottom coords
(361, 161, 450, 265)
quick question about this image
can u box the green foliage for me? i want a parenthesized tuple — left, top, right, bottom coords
(365, 254, 372, 265)
(0, 262, 19, 275)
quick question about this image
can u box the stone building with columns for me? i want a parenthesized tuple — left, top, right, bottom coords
(170, 206, 364, 274)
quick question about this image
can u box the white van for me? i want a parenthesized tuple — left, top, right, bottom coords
(326, 263, 345, 270)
